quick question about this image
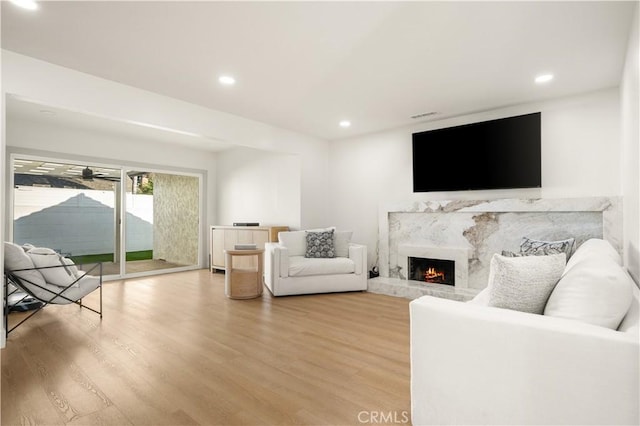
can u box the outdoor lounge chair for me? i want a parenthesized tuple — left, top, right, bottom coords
(3, 241, 102, 338)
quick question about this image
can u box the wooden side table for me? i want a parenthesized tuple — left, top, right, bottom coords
(224, 249, 265, 299)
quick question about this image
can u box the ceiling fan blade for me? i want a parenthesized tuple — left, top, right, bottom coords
(81, 166, 120, 181)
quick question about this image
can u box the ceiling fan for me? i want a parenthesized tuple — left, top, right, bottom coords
(81, 166, 120, 182)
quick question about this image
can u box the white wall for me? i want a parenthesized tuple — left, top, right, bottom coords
(6, 116, 215, 267)
(1, 75, 6, 348)
(621, 5, 640, 283)
(216, 147, 301, 229)
(2, 50, 330, 230)
(328, 89, 622, 270)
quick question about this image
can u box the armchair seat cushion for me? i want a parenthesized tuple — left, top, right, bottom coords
(288, 256, 355, 277)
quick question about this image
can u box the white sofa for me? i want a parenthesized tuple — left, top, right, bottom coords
(263, 229, 367, 296)
(410, 239, 639, 425)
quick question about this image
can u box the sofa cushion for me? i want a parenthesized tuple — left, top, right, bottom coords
(563, 238, 622, 274)
(487, 253, 566, 314)
(27, 247, 80, 288)
(305, 230, 335, 258)
(279, 231, 307, 257)
(520, 236, 576, 259)
(4, 241, 47, 287)
(288, 256, 355, 277)
(544, 258, 633, 330)
(468, 287, 490, 305)
(19, 274, 101, 305)
(617, 284, 639, 334)
(334, 231, 353, 258)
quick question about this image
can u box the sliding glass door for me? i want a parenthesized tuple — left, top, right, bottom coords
(12, 159, 121, 275)
(124, 170, 199, 274)
(11, 156, 201, 278)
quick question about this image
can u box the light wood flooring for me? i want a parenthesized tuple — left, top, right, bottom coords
(1, 270, 411, 425)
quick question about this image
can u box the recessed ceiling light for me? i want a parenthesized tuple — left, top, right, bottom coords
(218, 75, 236, 86)
(535, 74, 554, 84)
(9, 0, 38, 10)
(39, 109, 56, 116)
(339, 120, 351, 128)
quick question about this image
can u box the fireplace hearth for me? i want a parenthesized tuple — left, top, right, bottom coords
(409, 257, 455, 286)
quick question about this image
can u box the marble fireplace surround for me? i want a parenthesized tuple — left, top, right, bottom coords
(370, 197, 622, 300)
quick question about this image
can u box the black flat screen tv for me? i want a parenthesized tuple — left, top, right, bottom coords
(412, 112, 541, 192)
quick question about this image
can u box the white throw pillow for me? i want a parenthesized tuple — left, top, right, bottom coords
(487, 253, 566, 314)
(278, 231, 307, 257)
(334, 231, 353, 258)
(27, 248, 80, 288)
(544, 258, 633, 330)
(563, 238, 622, 275)
(4, 241, 47, 287)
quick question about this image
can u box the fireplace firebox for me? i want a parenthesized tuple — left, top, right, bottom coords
(409, 257, 455, 286)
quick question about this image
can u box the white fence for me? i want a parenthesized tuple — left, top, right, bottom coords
(13, 187, 153, 256)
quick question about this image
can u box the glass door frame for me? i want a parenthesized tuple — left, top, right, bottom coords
(120, 167, 204, 278)
(8, 151, 204, 280)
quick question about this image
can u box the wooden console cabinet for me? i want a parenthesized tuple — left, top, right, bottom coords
(209, 225, 288, 272)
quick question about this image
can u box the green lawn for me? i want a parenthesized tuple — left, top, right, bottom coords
(70, 250, 153, 264)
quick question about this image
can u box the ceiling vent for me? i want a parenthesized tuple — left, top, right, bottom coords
(411, 112, 438, 119)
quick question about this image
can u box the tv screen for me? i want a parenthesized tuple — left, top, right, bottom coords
(412, 112, 541, 192)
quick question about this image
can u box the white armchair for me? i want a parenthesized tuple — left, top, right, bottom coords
(263, 229, 367, 296)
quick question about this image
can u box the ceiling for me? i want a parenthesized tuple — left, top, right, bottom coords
(1, 1, 636, 142)
(6, 95, 233, 152)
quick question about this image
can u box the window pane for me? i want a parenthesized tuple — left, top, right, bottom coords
(13, 160, 120, 275)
